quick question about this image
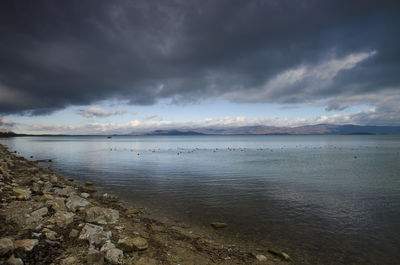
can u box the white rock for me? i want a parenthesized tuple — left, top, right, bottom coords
(256, 254, 267, 261)
(66, 195, 90, 212)
(105, 248, 123, 265)
(78, 223, 112, 246)
(86, 207, 119, 225)
(80, 192, 90, 198)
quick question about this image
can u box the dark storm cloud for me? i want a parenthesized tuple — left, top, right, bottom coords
(0, 0, 399, 117)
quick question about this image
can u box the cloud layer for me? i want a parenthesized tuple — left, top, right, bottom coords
(0, 0, 399, 124)
(24, 108, 394, 135)
(76, 107, 127, 118)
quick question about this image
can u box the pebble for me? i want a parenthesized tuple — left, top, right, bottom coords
(0, 237, 14, 256)
(14, 239, 39, 252)
(256, 254, 267, 261)
(6, 255, 24, 265)
(118, 236, 148, 251)
(86, 206, 119, 225)
(87, 247, 104, 265)
(211, 222, 228, 229)
(69, 229, 79, 238)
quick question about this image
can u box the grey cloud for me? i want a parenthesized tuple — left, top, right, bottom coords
(0, 117, 16, 129)
(77, 107, 127, 118)
(0, 0, 399, 122)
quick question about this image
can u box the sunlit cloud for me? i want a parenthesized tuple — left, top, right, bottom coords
(76, 107, 127, 118)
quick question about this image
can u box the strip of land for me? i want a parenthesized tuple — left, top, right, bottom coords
(0, 144, 292, 264)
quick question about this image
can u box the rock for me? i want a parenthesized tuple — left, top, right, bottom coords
(42, 228, 58, 241)
(80, 192, 90, 198)
(211, 222, 228, 229)
(281, 252, 291, 261)
(39, 194, 53, 201)
(87, 247, 104, 265)
(118, 237, 148, 252)
(31, 183, 43, 194)
(14, 239, 38, 252)
(42, 182, 53, 193)
(100, 242, 116, 252)
(268, 249, 291, 261)
(85, 181, 93, 186)
(86, 207, 119, 225)
(50, 211, 75, 227)
(256, 254, 267, 261)
(104, 248, 123, 265)
(0, 237, 14, 256)
(125, 209, 142, 215)
(50, 175, 58, 183)
(30, 207, 48, 219)
(69, 229, 79, 238)
(47, 197, 66, 211)
(78, 223, 112, 246)
(32, 233, 41, 238)
(55, 186, 75, 197)
(66, 195, 90, 212)
(6, 255, 24, 265)
(13, 188, 31, 200)
(60, 257, 77, 265)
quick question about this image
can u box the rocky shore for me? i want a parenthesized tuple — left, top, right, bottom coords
(0, 144, 291, 264)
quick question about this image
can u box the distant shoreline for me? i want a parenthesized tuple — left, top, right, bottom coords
(2, 124, 400, 137)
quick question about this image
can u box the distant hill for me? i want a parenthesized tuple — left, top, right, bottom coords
(145, 130, 205, 136)
(0, 131, 18, 137)
(143, 124, 400, 136)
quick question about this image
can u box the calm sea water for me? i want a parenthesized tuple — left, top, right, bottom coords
(1, 135, 400, 264)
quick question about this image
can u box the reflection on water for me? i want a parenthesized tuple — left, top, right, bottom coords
(2, 135, 400, 264)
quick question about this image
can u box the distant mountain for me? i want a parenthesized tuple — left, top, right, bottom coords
(143, 124, 400, 136)
(145, 130, 205, 135)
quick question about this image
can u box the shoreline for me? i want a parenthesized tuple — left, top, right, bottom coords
(0, 144, 291, 264)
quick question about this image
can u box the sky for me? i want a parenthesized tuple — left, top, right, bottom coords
(1, 0, 400, 134)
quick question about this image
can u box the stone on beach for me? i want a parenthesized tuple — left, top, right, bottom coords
(47, 197, 67, 211)
(78, 223, 112, 246)
(211, 222, 228, 229)
(66, 195, 90, 212)
(69, 229, 79, 238)
(104, 247, 123, 265)
(0, 237, 14, 256)
(39, 194, 53, 201)
(6, 255, 24, 265)
(256, 254, 267, 261)
(80, 192, 90, 198)
(87, 247, 104, 265)
(30, 207, 48, 219)
(14, 239, 39, 252)
(118, 236, 148, 252)
(50, 211, 75, 227)
(60, 257, 77, 265)
(85, 206, 119, 225)
(12, 188, 31, 200)
(268, 248, 291, 261)
(55, 186, 76, 197)
(85, 181, 93, 186)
